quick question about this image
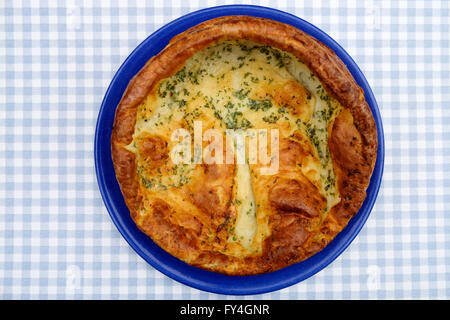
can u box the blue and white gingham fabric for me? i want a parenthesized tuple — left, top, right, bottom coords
(0, 0, 449, 299)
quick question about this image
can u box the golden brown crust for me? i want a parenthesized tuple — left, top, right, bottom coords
(111, 16, 378, 275)
(269, 178, 326, 218)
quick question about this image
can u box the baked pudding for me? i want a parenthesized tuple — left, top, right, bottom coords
(111, 16, 377, 275)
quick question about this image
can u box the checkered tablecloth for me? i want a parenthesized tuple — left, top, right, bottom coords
(1, 0, 449, 299)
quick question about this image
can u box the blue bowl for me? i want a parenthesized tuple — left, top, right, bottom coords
(95, 5, 384, 295)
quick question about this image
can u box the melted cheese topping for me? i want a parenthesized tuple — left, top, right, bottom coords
(129, 40, 342, 257)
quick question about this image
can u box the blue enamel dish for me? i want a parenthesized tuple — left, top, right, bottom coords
(94, 5, 385, 295)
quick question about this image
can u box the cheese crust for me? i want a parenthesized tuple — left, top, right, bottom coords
(111, 16, 377, 275)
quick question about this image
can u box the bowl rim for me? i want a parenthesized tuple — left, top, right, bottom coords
(94, 4, 385, 296)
